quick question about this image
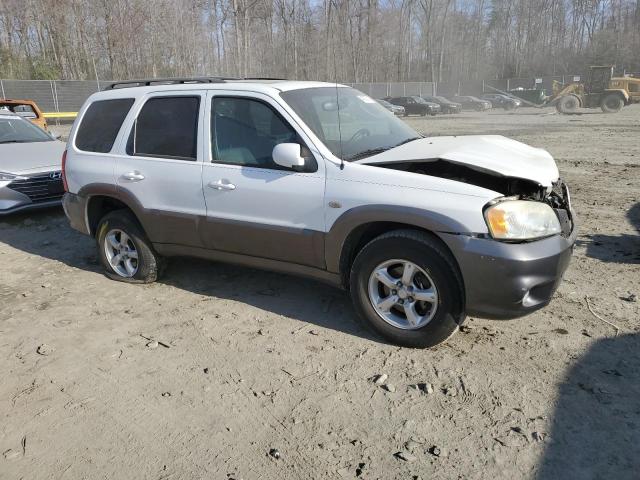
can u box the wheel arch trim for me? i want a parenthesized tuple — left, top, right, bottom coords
(325, 204, 468, 274)
(78, 183, 148, 237)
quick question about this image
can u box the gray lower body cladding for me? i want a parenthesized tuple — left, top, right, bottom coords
(62, 192, 90, 234)
(438, 229, 576, 319)
(64, 192, 575, 320)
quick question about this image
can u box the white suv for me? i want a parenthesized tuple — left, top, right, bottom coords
(62, 78, 575, 347)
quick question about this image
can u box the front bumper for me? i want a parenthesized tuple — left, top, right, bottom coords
(0, 198, 62, 215)
(0, 171, 64, 215)
(439, 227, 577, 319)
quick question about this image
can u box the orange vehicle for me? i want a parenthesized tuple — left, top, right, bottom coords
(0, 98, 48, 131)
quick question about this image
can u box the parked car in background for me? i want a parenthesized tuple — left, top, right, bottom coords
(376, 99, 405, 116)
(385, 96, 441, 116)
(0, 98, 48, 131)
(0, 111, 65, 214)
(449, 95, 492, 111)
(421, 95, 462, 114)
(62, 78, 575, 348)
(481, 93, 521, 110)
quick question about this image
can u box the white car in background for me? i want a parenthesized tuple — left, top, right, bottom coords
(0, 111, 66, 215)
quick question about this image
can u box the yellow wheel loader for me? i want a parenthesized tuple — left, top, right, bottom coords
(550, 66, 631, 114)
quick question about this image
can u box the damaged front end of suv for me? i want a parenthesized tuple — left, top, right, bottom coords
(376, 158, 574, 241)
(357, 134, 576, 319)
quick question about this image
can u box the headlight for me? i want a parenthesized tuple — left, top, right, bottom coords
(0, 172, 27, 182)
(485, 200, 561, 240)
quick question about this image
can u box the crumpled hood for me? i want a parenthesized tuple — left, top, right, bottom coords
(357, 135, 559, 187)
(0, 140, 65, 175)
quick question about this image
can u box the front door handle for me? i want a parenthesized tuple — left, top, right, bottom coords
(208, 180, 236, 191)
(121, 171, 145, 182)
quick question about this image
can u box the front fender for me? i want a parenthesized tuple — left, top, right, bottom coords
(324, 204, 469, 273)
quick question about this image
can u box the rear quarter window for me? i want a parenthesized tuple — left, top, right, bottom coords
(75, 98, 134, 153)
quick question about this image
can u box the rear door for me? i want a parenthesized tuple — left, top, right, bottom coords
(200, 90, 326, 268)
(114, 92, 206, 247)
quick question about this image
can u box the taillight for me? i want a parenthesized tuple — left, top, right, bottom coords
(61, 150, 68, 192)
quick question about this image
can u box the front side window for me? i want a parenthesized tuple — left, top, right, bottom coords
(281, 87, 420, 161)
(127, 96, 200, 161)
(211, 97, 307, 169)
(76, 98, 134, 153)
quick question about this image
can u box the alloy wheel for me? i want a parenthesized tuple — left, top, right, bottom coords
(367, 259, 439, 330)
(104, 229, 139, 278)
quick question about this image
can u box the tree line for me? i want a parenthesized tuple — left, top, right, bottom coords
(1, 0, 639, 82)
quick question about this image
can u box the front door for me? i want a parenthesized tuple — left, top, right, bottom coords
(200, 91, 326, 268)
(115, 92, 206, 247)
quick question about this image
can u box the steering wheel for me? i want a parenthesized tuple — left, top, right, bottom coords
(346, 128, 370, 145)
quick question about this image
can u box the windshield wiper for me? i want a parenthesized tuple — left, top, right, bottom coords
(346, 137, 423, 162)
(345, 147, 392, 161)
(392, 136, 422, 148)
(0, 140, 28, 144)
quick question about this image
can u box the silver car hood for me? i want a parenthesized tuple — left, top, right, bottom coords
(0, 140, 66, 175)
(358, 135, 560, 187)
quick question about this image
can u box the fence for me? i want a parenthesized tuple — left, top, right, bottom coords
(0, 74, 589, 115)
(0, 79, 114, 113)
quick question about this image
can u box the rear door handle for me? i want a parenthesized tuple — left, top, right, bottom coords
(121, 171, 145, 182)
(208, 180, 236, 191)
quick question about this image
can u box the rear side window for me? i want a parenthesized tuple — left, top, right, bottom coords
(127, 96, 200, 161)
(75, 98, 134, 153)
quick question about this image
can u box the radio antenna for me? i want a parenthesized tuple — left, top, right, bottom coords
(333, 49, 344, 170)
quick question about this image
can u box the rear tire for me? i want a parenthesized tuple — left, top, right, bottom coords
(600, 94, 624, 113)
(556, 95, 580, 114)
(349, 230, 464, 348)
(96, 210, 162, 284)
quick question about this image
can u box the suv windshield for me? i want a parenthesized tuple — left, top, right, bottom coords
(0, 116, 52, 143)
(281, 87, 420, 161)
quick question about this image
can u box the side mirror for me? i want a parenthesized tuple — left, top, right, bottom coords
(272, 143, 306, 171)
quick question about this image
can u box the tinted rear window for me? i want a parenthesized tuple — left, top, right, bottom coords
(75, 98, 134, 153)
(126, 96, 200, 161)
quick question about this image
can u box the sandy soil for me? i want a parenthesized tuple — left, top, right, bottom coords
(1, 106, 639, 480)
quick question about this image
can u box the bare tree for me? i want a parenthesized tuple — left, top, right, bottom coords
(0, 0, 638, 81)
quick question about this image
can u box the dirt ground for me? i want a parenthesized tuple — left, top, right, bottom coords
(1, 106, 639, 480)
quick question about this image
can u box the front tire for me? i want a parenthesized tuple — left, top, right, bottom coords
(556, 95, 580, 114)
(600, 94, 624, 113)
(96, 210, 162, 283)
(349, 230, 464, 348)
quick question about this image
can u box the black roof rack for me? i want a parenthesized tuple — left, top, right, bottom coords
(104, 77, 234, 90)
(242, 77, 288, 81)
(103, 76, 290, 91)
